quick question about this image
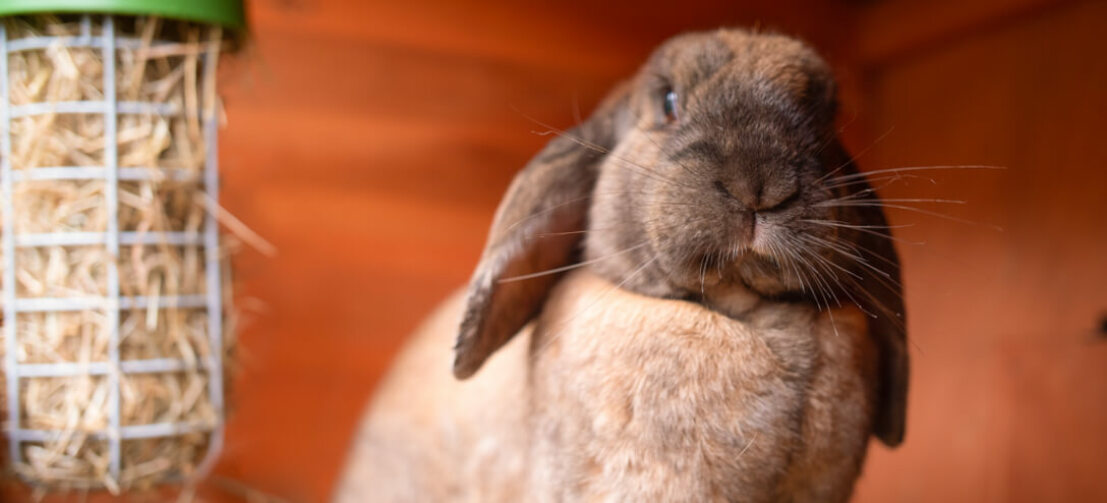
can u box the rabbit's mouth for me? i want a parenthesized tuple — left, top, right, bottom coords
(663, 245, 793, 301)
(650, 247, 798, 318)
(736, 252, 796, 297)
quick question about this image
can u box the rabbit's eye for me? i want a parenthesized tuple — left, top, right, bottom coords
(663, 89, 679, 123)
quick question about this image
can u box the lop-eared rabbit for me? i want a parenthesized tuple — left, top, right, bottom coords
(335, 28, 908, 503)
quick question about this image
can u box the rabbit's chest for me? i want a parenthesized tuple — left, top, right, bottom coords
(527, 288, 820, 501)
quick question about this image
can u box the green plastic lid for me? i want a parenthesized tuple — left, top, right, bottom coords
(0, 0, 245, 28)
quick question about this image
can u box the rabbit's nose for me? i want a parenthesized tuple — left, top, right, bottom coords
(755, 177, 799, 212)
(715, 175, 798, 213)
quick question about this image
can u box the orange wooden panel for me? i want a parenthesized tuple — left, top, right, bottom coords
(856, 0, 1077, 64)
(852, 1, 1107, 501)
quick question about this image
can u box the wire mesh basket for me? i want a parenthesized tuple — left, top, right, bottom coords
(0, 9, 240, 492)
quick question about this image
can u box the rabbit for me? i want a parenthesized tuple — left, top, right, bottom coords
(335, 27, 908, 503)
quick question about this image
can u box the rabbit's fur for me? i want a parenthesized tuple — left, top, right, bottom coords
(335, 272, 877, 502)
(336, 28, 907, 502)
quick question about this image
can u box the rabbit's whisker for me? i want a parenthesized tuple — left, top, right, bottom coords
(817, 201, 1001, 230)
(812, 108, 861, 158)
(498, 241, 651, 283)
(836, 272, 903, 328)
(736, 432, 759, 461)
(795, 233, 867, 269)
(793, 243, 888, 326)
(822, 164, 1005, 185)
(534, 230, 591, 238)
(772, 236, 812, 298)
(799, 219, 912, 231)
(846, 197, 965, 205)
(799, 233, 900, 289)
(793, 237, 856, 298)
(606, 155, 701, 192)
(522, 113, 698, 191)
(653, 201, 712, 208)
(782, 234, 836, 313)
(502, 194, 591, 235)
(799, 241, 865, 283)
(536, 213, 708, 238)
(818, 187, 878, 203)
(799, 219, 923, 246)
(791, 232, 897, 329)
(813, 244, 904, 316)
(823, 173, 937, 191)
(716, 249, 727, 280)
(699, 254, 708, 299)
(816, 187, 966, 206)
(814, 126, 897, 184)
(769, 238, 814, 300)
(822, 272, 882, 321)
(532, 253, 662, 358)
(826, 306, 842, 338)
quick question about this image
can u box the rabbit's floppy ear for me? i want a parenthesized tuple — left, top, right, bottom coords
(452, 85, 632, 379)
(824, 140, 910, 447)
(805, 68, 907, 445)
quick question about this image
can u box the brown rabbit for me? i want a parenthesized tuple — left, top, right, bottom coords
(335, 28, 907, 502)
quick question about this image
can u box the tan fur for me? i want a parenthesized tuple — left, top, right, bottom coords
(334, 270, 877, 502)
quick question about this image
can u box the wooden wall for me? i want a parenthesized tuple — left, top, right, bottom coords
(4, 0, 1105, 501)
(853, 0, 1107, 501)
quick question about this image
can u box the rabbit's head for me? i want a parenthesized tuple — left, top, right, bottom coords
(453, 29, 908, 447)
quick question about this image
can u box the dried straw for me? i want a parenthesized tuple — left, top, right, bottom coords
(0, 15, 234, 492)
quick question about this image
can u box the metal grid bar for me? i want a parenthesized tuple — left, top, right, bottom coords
(201, 28, 227, 468)
(101, 15, 123, 483)
(13, 294, 208, 313)
(15, 231, 204, 247)
(18, 357, 215, 378)
(11, 166, 198, 182)
(11, 421, 214, 442)
(10, 100, 179, 118)
(1, 22, 23, 470)
(79, 14, 91, 42)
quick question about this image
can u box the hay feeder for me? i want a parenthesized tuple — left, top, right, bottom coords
(0, 0, 244, 493)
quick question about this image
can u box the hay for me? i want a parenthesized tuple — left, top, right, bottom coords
(0, 15, 233, 492)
